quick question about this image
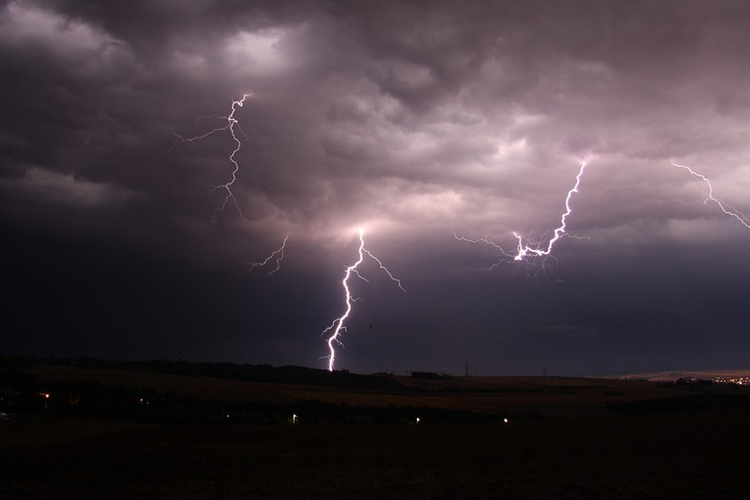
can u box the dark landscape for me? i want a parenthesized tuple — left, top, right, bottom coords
(4, 3, 750, 499)
(2, 357, 749, 499)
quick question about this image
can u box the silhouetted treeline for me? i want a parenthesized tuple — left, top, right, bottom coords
(0, 356, 532, 424)
(410, 371, 453, 380)
(0, 355, 39, 390)
(41, 356, 406, 390)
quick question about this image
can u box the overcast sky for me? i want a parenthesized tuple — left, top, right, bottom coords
(3, 0, 750, 376)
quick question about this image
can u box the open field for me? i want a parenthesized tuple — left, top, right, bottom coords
(3, 363, 749, 498)
(28, 364, 683, 418)
(2, 411, 750, 499)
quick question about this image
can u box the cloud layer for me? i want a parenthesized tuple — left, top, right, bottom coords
(3, 0, 750, 374)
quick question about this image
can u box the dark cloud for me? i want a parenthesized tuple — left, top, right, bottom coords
(2, 0, 749, 375)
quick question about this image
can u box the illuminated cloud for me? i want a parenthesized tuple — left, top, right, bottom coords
(225, 29, 290, 74)
(3, 0, 750, 374)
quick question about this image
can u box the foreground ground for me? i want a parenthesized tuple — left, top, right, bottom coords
(2, 410, 749, 500)
(3, 363, 749, 498)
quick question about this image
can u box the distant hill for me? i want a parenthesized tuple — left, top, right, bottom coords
(3, 356, 749, 424)
(39, 357, 407, 389)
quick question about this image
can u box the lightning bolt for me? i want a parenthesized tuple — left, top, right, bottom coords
(239, 235, 289, 278)
(322, 229, 405, 371)
(671, 160, 750, 230)
(171, 94, 290, 276)
(170, 94, 251, 223)
(513, 161, 588, 260)
(456, 161, 589, 273)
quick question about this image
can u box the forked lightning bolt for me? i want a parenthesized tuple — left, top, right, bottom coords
(171, 94, 289, 275)
(322, 230, 405, 371)
(456, 161, 589, 270)
(513, 161, 588, 260)
(671, 160, 750, 230)
(239, 236, 289, 277)
(171, 94, 251, 223)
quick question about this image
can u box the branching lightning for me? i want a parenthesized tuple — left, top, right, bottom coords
(513, 161, 588, 260)
(239, 236, 289, 277)
(322, 229, 405, 371)
(671, 160, 750, 230)
(170, 94, 251, 223)
(171, 94, 290, 276)
(456, 161, 589, 273)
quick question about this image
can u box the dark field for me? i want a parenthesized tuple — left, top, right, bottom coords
(26, 364, 686, 418)
(2, 363, 750, 499)
(2, 411, 750, 499)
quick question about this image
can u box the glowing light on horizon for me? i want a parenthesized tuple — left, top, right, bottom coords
(322, 229, 405, 371)
(456, 161, 590, 273)
(671, 160, 750, 230)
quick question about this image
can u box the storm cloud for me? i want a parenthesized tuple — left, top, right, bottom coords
(2, 0, 750, 375)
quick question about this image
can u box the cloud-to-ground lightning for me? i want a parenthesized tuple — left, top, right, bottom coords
(239, 236, 289, 278)
(322, 230, 405, 371)
(170, 94, 251, 224)
(456, 161, 589, 272)
(671, 160, 750, 230)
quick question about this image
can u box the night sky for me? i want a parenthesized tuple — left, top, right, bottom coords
(3, 0, 750, 376)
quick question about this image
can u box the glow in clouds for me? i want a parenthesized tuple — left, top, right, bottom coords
(456, 161, 589, 273)
(322, 229, 405, 372)
(671, 161, 750, 230)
